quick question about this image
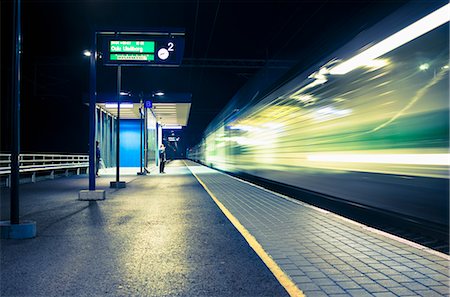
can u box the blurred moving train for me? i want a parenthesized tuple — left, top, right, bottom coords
(188, 2, 449, 229)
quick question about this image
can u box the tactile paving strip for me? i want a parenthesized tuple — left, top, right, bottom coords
(186, 161, 450, 297)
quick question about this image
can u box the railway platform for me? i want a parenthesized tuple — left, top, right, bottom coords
(1, 160, 449, 296)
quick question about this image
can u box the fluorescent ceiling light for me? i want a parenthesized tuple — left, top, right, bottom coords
(119, 91, 130, 96)
(154, 92, 165, 96)
(330, 4, 450, 75)
(162, 125, 182, 129)
(83, 50, 92, 57)
(105, 103, 134, 109)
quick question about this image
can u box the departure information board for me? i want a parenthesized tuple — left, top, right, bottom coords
(104, 36, 184, 66)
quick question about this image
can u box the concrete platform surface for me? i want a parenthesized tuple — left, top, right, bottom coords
(1, 161, 288, 297)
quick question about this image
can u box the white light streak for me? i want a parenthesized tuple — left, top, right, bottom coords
(307, 153, 450, 166)
(330, 4, 450, 75)
(419, 63, 430, 71)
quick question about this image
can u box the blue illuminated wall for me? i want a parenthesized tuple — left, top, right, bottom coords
(120, 120, 141, 167)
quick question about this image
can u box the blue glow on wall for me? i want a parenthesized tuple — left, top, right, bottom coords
(120, 120, 141, 167)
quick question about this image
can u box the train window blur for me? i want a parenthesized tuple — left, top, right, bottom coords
(190, 4, 449, 226)
(217, 7, 449, 179)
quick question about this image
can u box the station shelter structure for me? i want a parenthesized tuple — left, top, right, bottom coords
(94, 92, 191, 170)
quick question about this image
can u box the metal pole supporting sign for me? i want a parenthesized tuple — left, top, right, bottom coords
(78, 29, 105, 201)
(110, 65, 126, 188)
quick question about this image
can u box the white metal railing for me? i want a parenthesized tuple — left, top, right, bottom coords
(0, 153, 89, 186)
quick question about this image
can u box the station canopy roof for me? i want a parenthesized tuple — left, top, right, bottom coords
(95, 92, 191, 126)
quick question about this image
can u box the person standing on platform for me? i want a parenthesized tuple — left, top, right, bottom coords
(159, 144, 166, 173)
(96, 141, 101, 177)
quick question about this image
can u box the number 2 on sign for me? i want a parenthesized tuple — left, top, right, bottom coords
(168, 42, 174, 52)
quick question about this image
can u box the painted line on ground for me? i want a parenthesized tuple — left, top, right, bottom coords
(183, 161, 305, 297)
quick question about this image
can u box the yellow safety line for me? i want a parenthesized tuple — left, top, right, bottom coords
(183, 161, 305, 297)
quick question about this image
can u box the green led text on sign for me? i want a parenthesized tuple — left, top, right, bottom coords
(110, 54, 155, 61)
(110, 41, 155, 53)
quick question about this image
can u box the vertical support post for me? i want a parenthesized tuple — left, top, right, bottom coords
(139, 104, 143, 173)
(116, 66, 121, 183)
(10, 0, 22, 224)
(88, 31, 97, 191)
(144, 107, 148, 170)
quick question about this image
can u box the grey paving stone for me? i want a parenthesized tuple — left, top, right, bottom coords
(322, 268, 343, 275)
(346, 288, 373, 297)
(274, 258, 293, 265)
(388, 274, 414, 283)
(300, 265, 321, 273)
(343, 269, 366, 278)
(368, 272, 391, 281)
(372, 292, 397, 297)
(306, 271, 328, 279)
(415, 289, 449, 297)
(302, 290, 329, 297)
(403, 254, 422, 260)
(416, 277, 445, 287)
(357, 266, 378, 274)
(375, 279, 402, 288)
(297, 282, 321, 291)
(389, 265, 414, 273)
(400, 281, 429, 291)
(292, 275, 312, 284)
(311, 278, 336, 286)
(401, 271, 426, 279)
(417, 267, 444, 275)
(337, 281, 362, 290)
(387, 286, 415, 296)
(428, 273, 450, 281)
(361, 283, 389, 293)
(429, 285, 450, 295)
(320, 285, 346, 295)
(283, 268, 306, 277)
(330, 275, 353, 283)
(280, 263, 299, 271)
(352, 276, 377, 285)
(415, 259, 435, 266)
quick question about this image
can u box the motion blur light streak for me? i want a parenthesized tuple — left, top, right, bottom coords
(330, 4, 450, 75)
(306, 153, 450, 166)
(419, 63, 430, 71)
(370, 65, 448, 132)
(189, 2, 449, 226)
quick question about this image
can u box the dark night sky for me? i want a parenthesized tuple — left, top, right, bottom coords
(1, 0, 411, 154)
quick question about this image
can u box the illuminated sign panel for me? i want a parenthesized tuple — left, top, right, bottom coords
(144, 100, 153, 108)
(104, 36, 184, 66)
(110, 41, 155, 53)
(110, 54, 155, 61)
